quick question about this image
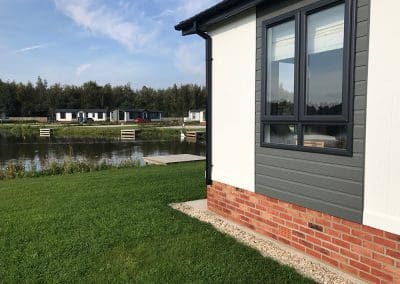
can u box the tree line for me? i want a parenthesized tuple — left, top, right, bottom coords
(0, 77, 206, 118)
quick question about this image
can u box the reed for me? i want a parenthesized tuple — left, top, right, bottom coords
(0, 158, 141, 181)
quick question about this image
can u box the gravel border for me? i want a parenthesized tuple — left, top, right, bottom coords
(170, 201, 363, 284)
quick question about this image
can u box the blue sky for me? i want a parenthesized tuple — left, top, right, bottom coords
(0, 0, 219, 88)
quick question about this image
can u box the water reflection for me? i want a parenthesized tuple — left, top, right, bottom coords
(0, 136, 206, 170)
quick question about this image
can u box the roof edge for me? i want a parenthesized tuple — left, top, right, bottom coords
(175, 0, 263, 34)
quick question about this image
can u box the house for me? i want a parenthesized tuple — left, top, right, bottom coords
(55, 109, 108, 122)
(184, 109, 206, 123)
(109, 108, 162, 123)
(176, 0, 400, 282)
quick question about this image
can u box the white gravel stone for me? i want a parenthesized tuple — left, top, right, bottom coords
(170, 201, 364, 284)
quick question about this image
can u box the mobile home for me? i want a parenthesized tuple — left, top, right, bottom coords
(176, 0, 400, 282)
(55, 109, 108, 122)
(184, 109, 206, 123)
(110, 108, 162, 123)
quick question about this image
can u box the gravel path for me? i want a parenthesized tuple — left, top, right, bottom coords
(170, 201, 363, 284)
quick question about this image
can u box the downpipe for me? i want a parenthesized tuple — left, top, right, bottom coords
(196, 30, 213, 185)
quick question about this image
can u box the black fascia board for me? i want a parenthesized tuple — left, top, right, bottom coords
(175, 0, 264, 35)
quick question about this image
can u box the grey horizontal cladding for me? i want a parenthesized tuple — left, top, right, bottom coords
(255, 146, 364, 167)
(256, 173, 362, 210)
(355, 66, 368, 81)
(353, 139, 364, 153)
(256, 163, 362, 196)
(256, 65, 263, 81)
(357, 0, 369, 7)
(354, 110, 365, 125)
(357, 21, 369, 37)
(357, 5, 369, 21)
(256, 153, 364, 182)
(354, 125, 365, 139)
(356, 36, 369, 52)
(256, 183, 363, 222)
(355, 51, 368, 67)
(355, 81, 367, 96)
(354, 95, 366, 110)
(255, 0, 369, 224)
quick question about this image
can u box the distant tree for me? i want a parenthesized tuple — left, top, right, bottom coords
(0, 78, 207, 118)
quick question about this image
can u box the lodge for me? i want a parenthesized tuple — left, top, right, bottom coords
(109, 108, 162, 123)
(55, 109, 108, 122)
(176, 0, 400, 282)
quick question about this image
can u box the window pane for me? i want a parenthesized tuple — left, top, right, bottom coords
(267, 21, 295, 116)
(306, 4, 345, 115)
(264, 124, 298, 145)
(303, 125, 347, 149)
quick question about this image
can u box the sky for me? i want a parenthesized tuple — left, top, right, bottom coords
(0, 0, 220, 88)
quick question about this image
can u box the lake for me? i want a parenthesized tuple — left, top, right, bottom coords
(0, 136, 206, 170)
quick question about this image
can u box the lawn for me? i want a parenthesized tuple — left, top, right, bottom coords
(0, 162, 314, 283)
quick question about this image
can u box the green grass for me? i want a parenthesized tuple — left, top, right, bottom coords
(0, 162, 314, 283)
(0, 124, 192, 140)
(54, 125, 136, 138)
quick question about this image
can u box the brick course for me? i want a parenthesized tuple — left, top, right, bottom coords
(208, 181, 400, 284)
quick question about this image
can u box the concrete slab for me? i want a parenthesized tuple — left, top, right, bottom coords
(184, 199, 207, 211)
(143, 154, 205, 165)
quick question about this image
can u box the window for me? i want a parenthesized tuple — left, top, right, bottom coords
(98, 112, 103, 119)
(72, 112, 77, 119)
(261, 0, 353, 155)
(60, 112, 66, 119)
(266, 20, 296, 116)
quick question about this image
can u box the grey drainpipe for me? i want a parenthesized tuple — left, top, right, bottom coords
(195, 27, 213, 185)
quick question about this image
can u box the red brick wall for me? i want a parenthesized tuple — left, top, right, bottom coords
(208, 181, 400, 284)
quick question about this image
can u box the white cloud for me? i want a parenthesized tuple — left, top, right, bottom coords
(177, 0, 220, 18)
(14, 44, 47, 53)
(54, 0, 158, 52)
(154, 0, 220, 21)
(152, 9, 175, 20)
(76, 63, 91, 76)
(174, 41, 205, 76)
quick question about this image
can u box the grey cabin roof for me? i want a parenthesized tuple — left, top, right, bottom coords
(112, 108, 162, 113)
(189, 109, 206, 112)
(55, 109, 107, 113)
(175, 0, 264, 34)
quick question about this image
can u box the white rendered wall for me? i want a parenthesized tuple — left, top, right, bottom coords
(92, 112, 106, 121)
(363, 0, 400, 234)
(190, 111, 201, 121)
(209, 10, 256, 192)
(56, 112, 73, 122)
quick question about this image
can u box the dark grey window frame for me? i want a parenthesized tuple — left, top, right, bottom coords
(60, 112, 66, 119)
(260, 0, 355, 156)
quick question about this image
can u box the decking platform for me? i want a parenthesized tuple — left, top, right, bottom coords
(143, 154, 205, 165)
(185, 131, 205, 143)
(40, 128, 53, 137)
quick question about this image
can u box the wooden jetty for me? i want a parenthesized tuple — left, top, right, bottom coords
(39, 128, 53, 137)
(143, 154, 205, 165)
(120, 129, 136, 141)
(185, 131, 205, 143)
